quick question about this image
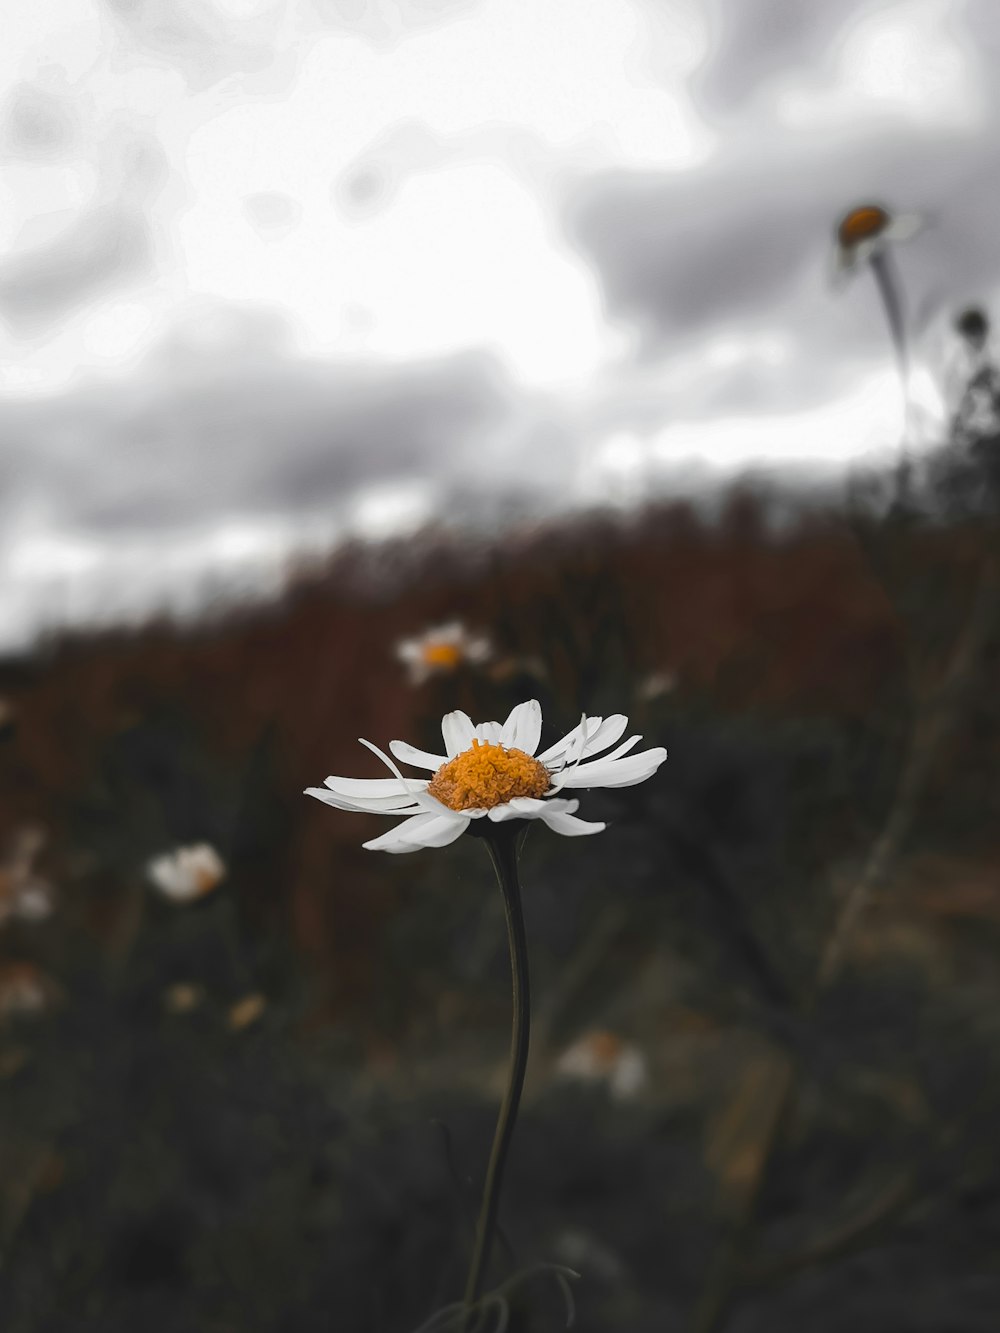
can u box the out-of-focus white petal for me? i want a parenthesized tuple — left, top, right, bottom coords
(147, 843, 226, 902)
(610, 1047, 648, 1101)
(466, 636, 492, 662)
(474, 721, 503, 744)
(500, 700, 542, 755)
(389, 740, 447, 771)
(14, 880, 54, 922)
(442, 710, 476, 757)
(885, 212, 923, 241)
(841, 235, 881, 268)
(541, 809, 606, 836)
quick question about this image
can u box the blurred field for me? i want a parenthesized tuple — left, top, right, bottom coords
(2, 469, 1000, 1331)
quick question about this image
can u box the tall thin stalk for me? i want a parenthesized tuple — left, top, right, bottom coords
(462, 823, 531, 1321)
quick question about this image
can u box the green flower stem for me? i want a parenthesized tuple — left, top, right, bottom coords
(462, 822, 531, 1320)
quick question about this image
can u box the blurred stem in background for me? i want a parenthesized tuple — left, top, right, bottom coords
(869, 248, 911, 442)
(694, 541, 1000, 1333)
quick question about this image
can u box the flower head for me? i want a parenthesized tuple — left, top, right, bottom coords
(0, 825, 55, 927)
(555, 1028, 649, 1102)
(395, 621, 492, 685)
(305, 699, 667, 853)
(147, 842, 226, 903)
(833, 201, 922, 276)
(955, 306, 989, 350)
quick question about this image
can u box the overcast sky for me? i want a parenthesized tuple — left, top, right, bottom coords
(2, 0, 999, 648)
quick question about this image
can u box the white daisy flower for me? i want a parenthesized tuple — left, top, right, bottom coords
(555, 1028, 649, 1102)
(305, 699, 667, 854)
(636, 669, 677, 703)
(0, 826, 55, 926)
(10, 879, 55, 923)
(147, 842, 226, 903)
(833, 202, 922, 277)
(395, 620, 493, 685)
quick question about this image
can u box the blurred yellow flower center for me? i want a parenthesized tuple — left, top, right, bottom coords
(422, 642, 462, 669)
(838, 204, 890, 247)
(428, 740, 550, 811)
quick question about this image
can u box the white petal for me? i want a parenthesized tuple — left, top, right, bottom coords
(487, 796, 580, 822)
(554, 748, 667, 790)
(474, 721, 503, 744)
(500, 700, 542, 754)
(560, 714, 595, 773)
(442, 710, 476, 757)
(389, 740, 447, 771)
(305, 787, 423, 814)
(358, 739, 458, 816)
(851, 236, 881, 266)
(581, 714, 629, 758)
(885, 212, 923, 241)
(537, 715, 602, 764)
(600, 734, 643, 763)
(323, 776, 411, 799)
(363, 812, 468, 853)
(541, 809, 606, 837)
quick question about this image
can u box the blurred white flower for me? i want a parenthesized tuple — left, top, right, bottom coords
(0, 963, 52, 1019)
(395, 620, 492, 685)
(636, 670, 677, 703)
(305, 699, 667, 854)
(833, 202, 922, 277)
(147, 842, 226, 903)
(10, 881, 55, 922)
(0, 826, 55, 926)
(162, 981, 205, 1015)
(228, 992, 267, 1031)
(554, 1028, 648, 1102)
(551, 1227, 626, 1284)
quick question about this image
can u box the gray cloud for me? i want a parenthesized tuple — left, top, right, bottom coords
(101, 0, 482, 89)
(0, 205, 153, 335)
(1, 83, 79, 161)
(0, 332, 518, 539)
(100, 0, 295, 93)
(692, 0, 880, 117)
(0, 124, 174, 336)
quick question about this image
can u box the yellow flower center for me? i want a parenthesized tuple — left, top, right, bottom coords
(838, 204, 890, 247)
(422, 642, 462, 669)
(427, 739, 550, 811)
